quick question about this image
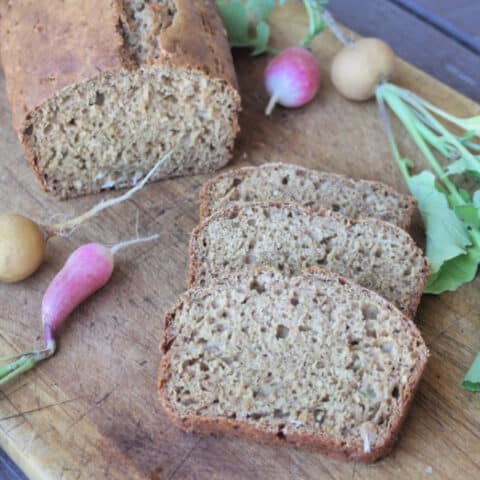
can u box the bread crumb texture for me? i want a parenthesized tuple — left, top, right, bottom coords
(27, 65, 237, 197)
(190, 203, 428, 316)
(201, 163, 415, 229)
(161, 269, 428, 460)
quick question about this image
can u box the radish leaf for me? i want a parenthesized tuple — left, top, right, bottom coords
(408, 171, 471, 273)
(425, 246, 480, 294)
(454, 205, 480, 228)
(462, 353, 480, 392)
(473, 190, 480, 208)
(215, 0, 285, 55)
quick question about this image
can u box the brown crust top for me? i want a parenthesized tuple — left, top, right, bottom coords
(0, 0, 124, 132)
(188, 202, 430, 318)
(199, 163, 417, 230)
(156, 0, 238, 88)
(159, 268, 429, 463)
(0, 0, 238, 133)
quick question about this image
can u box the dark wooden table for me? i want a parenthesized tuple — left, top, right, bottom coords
(1, 1, 479, 478)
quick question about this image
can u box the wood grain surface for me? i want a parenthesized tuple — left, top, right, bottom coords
(1, 2, 480, 479)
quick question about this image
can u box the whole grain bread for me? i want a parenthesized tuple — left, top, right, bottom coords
(199, 163, 416, 229)
(189, 203, 429, 317)
(159, 268, 429, 462)
(0, 0, 241, 198)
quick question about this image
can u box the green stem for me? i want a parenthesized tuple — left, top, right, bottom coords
(299, 0, 328, 48)
(0, 357, 37, 386)
(388, 84, 480, 171)
(379, 85, 480, 249)
(0, 356, 30, 379)
(406, 89, 479, 137)
(381, 89, 461, 199)
(414, 121, 451, 157)
(375, 88, 411, 182)
(0, 344, 56, 386)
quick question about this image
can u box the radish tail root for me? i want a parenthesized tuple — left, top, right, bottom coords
(110, 234, 160, 255)
(43, 149, 175, 237)
(265, 94, 279, 116)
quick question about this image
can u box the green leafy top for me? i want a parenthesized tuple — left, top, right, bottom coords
(376, 83, 480, 295)
(215, 0, 328, 55)
(215, 0, 285, 55)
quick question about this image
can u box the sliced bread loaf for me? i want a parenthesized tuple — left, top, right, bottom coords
(159, 268, 429, 462)
(0, 0, 240, 197)
(199, 163, 416, 229)
(189, 203, 429, 317)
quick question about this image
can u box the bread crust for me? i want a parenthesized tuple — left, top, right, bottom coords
(189, 202, 430, 317)
(0, 0, 240, 195)
(159, 268, 429, 463)
(199, 163, 417, 229)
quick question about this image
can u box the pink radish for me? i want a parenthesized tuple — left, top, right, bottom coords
(0, 236, 157, 384)
(41, 243, 115, 350)
(264, 47, 321, 115)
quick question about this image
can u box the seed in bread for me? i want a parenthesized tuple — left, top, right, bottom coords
(159, 268, 429, 462)
(199, 163, 416, 229)
(189, 202, 429, 317)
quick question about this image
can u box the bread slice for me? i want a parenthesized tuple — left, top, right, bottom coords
(189, 203, 429, 317)
(0, 0, 240, 198)
(159, 268, 429, 462)
(199, 163, 416, 229)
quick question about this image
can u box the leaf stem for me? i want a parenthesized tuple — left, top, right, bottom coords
(375, 90, 410, 182)
(414, 121, 450, 157)
(299, 0, 328, 49)
(380, 88, 460, 199)
(0, 326, 57, 385)
(377, 83, 480, 250)
(389, 85, 480, 172)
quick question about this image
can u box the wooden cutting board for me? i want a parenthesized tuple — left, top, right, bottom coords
(1, 2, 479, 479)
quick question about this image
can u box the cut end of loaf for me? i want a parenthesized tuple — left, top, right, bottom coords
(22, 66, 240, 198)
(160, 269, 429, 462)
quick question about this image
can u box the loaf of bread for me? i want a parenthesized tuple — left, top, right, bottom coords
(199, 163, 416, 229)
(0, 0, 241, 198)
(159, 268, 429, 462)
(189, 203, 429, 317)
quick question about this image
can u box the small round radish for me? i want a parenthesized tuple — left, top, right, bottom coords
(0, 235, 158, 385)
(0, 214, 46, 283)
(331, 38, 395, 101)
(264, 47, 321, 115)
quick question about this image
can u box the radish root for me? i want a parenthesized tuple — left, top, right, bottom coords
(265, 93, 279, 116)
(110, 234, 160, 255)
(43, 149, 174, 237)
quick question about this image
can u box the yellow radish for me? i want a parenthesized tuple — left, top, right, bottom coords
(0, 214, 46, 283)
(330, 38, 395, 101)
